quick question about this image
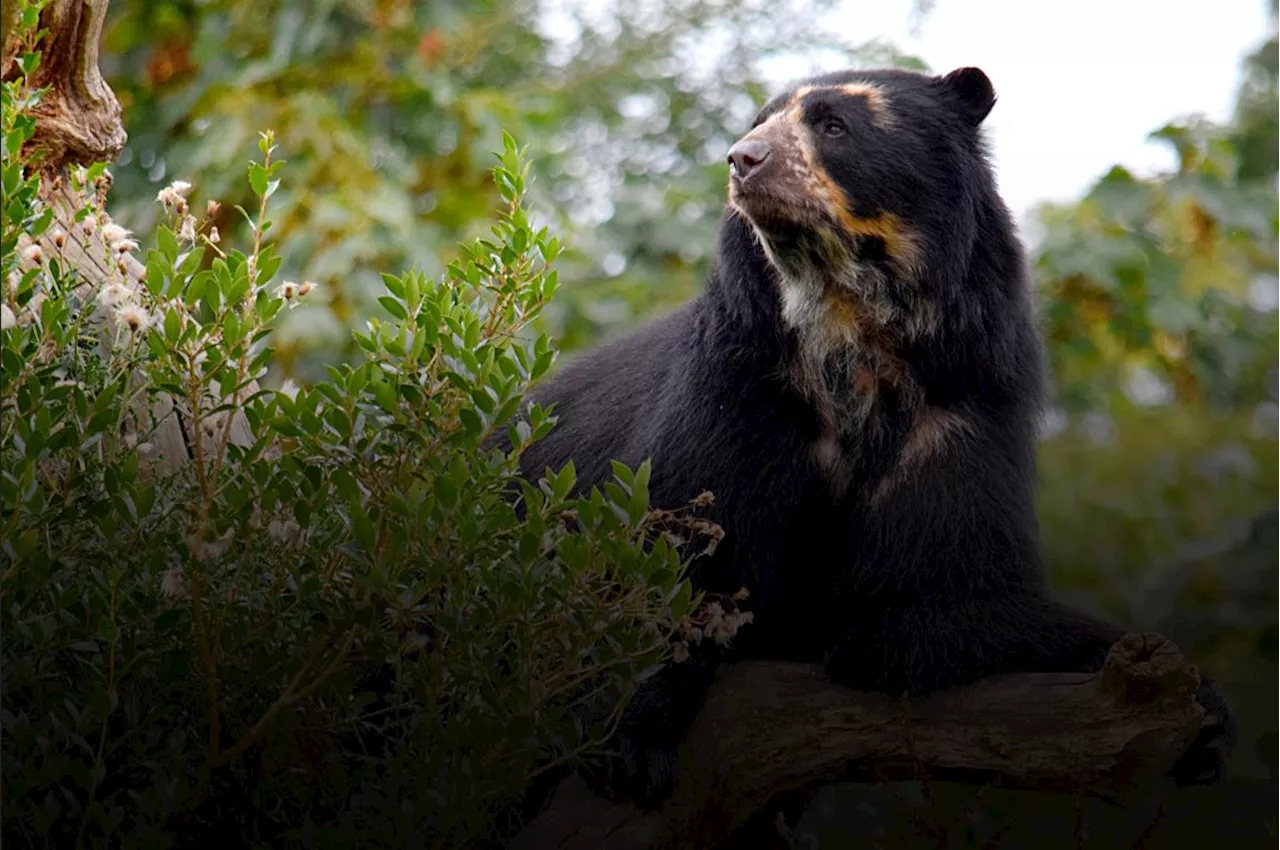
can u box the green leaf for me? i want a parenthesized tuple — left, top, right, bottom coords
(378, 296, 407, 321)
(157, 226, 179, 264)
(458, 407, 483, 437)
(381, 272, 406, 299)
(248, 162, 268, 196)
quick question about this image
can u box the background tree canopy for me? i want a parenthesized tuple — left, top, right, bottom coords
(98, 0, 878, 370)
(94, 0, 1275, 825)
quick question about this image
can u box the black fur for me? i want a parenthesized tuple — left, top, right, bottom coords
(501, 67, 1234, 805)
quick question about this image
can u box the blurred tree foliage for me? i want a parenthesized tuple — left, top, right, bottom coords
(96, 0, 1274, 780)
(1032, 8, 1278, 781)
(98, 0, 911, 377)
(1034, 73, 1277, 575)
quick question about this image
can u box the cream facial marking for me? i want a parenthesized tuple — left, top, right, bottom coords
(791, 82, 894, 130)
(727, 95, 921, 276)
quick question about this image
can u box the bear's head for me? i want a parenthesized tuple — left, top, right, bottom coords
(725, 67, 1009, 342)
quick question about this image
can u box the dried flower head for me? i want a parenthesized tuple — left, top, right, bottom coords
(115, 304, 151, 333)
(97, 282, 133, 311)
(178, 214, 197, 244)
(185, 528, 235, 563)
(160, 568, 187, 599)
(1, 304, 15, 330)
(268, 517, 302, 546)
(156, 180, 193, 214)
(276, 281, 299, 301)
(20, 244, 44, 267)
(298, 281, 316, 297)
(208, 226, 221, 245)
(101, 223, 131, 249)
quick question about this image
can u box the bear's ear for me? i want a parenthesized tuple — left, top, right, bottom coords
(939, 67, 996, 126)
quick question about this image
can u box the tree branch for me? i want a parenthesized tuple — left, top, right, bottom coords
(510, 633, 1205, 850)
(2, 0, 125, 168)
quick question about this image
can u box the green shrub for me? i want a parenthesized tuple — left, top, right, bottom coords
(1, 26, 711, 848)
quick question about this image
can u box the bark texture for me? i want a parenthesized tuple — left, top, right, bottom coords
(511, 634, 1205, 850)
(3, 0, 125, 167)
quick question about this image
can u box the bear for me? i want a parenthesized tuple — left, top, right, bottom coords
(500, 66, 1234, 805)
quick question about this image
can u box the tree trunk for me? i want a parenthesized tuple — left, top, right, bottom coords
(4, 0, 255, 477)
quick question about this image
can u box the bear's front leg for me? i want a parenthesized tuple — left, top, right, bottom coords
(583, 646, 725, 807)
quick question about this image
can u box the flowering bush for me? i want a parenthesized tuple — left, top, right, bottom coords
(0, 23, 718, 848)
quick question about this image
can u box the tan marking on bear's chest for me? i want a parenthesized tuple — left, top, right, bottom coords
(868, 405, 976, 504)
(804, 306, 915, 489)
(819, 290, 902, 347)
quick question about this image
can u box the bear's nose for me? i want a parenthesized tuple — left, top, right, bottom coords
(727, 139, 772, 182)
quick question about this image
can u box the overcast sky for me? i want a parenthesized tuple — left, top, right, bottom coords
(804, 0, 1274, 219)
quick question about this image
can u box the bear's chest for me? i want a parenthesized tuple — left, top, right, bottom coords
(801, 343, 920, 496)
(774, 273, 926, 495)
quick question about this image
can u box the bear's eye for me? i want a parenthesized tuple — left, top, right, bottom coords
(821, 119, 846, 138)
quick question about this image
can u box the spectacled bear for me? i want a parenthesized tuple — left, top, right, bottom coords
(503, 66, 1234, 805)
